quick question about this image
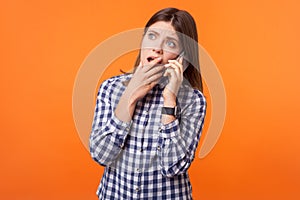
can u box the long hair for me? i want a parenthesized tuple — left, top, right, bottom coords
(133, 7, 203, 92)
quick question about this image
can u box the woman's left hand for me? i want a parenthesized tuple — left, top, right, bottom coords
(163, 57, 184, 99)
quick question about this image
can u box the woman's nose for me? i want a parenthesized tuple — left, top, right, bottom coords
(152, 47, 163, 54)
(150, 38, 164, 54)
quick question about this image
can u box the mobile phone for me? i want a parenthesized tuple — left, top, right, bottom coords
(176, 51, 188, 71)
(176, 51, 185, 61)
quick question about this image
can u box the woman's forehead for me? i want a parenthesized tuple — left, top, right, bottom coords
(148, 21, 177, 36)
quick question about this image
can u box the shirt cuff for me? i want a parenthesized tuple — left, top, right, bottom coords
(108, 113, 132, 148)
(158, 119, 180, 138)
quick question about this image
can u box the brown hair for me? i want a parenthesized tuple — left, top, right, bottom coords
(132, 7, 203, 92)
(139, 8, 203, 92)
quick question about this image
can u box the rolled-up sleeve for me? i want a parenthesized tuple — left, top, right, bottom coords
(157, 90, 206, 177)
(89, 79, 132, 166)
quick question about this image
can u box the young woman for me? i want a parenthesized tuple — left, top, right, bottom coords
(90, 7, 206, 199)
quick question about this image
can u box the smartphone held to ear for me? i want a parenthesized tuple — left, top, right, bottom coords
(176, 51, 188, 71)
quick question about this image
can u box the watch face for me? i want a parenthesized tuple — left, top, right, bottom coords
(162, 106, 178, 116)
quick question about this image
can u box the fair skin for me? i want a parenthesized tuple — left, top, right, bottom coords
(115, 21, 184, 124)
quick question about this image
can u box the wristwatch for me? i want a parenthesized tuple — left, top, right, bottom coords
(161, 106, 178, 117)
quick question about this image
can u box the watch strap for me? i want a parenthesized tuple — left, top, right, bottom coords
(162, 106, 178, 116)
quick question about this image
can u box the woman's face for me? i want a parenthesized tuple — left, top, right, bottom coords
(140, 21, 182, 66)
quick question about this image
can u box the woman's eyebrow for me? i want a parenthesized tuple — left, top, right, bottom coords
(148, 29, 179, 41)
(148, 29, 160, 35)
(166, 36, 179, 41)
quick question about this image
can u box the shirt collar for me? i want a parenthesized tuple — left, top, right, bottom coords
(157, 76, 192, 89)
(126, 74, 190, 90)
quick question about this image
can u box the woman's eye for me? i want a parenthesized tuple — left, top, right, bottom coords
(148, 33, 156, 40)
(166, 40, 176, 48)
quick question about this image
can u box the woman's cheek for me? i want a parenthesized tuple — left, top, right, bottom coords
(164, 54, 177, 62)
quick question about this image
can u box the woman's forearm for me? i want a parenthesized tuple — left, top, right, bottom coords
(115, 90, 137, 122)
(162, 88, 177, 124)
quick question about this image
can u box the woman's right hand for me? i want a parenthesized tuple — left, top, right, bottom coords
(126, 57, 165, 102)
(115, 57, 165, 122)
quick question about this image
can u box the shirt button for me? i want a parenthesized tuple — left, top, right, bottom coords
(158, 128, 162, 133)
(125, 126, 130, 131)
(135, 187, 139, 192)
(136, 168, 140, 172)
(120, 143, 124, 148)
(157, 146, 161, 151)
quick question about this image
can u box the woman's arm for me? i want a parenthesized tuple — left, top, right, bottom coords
(90, 58, 165, 166)
(115, 58, 165, 122)
(157, 90, 206, 177)
(89, 78, 132, 166)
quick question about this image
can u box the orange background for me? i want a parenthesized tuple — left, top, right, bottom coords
(1, 0, 300, 199)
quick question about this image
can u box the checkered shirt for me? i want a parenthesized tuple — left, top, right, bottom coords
(90, 73, 206, 199)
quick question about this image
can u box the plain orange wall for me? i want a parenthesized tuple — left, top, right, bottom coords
(1, 0, 300, 199)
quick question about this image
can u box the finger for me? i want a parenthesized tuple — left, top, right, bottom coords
(144, 57, 163, 72)
(170, 63, 183, 76)
(148, 80, 159, 89)
(163, 67, 172, 77)
(134, 61, 143, 73)
(150, 57, 162, 65)
(166, 62, 182, 78)
(139, 61, 143, 67)
(146, 72, 164, 84)
(168, 59, 183, 71)
(145, 65, 165, 78)
(165, 66, 183, 83)
(171, 58, 184, 76)
(152, 66, 165, 79)
(166, 68, 180, 82)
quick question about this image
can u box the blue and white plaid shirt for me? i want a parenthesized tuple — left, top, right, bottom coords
(90, 73, 206, 199)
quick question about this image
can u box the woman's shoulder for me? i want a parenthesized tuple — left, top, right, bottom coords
(101, 73, 132, 87)
(180, 83, 205, 99)
(192, 89, 205, 101)
(177, 85, 206, 108)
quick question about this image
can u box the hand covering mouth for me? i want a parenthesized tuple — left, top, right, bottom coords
(147, 56, 163, 64)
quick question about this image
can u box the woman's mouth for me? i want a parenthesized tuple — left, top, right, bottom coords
(147, 56, 163, 64)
